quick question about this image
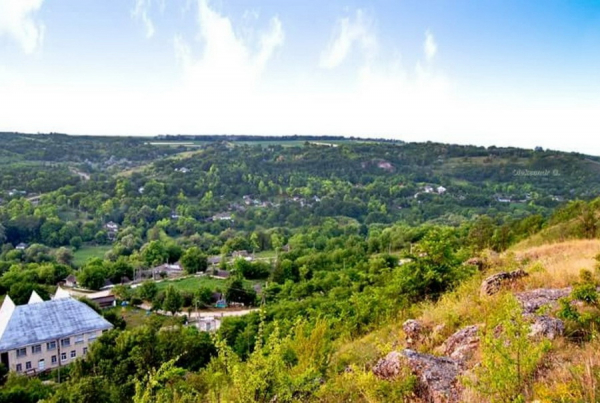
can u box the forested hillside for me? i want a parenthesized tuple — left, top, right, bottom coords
(1, 133, 600, 402)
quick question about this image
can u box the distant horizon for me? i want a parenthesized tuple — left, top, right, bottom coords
(3, 131, 598, 157)
(1, 1, 600, 155)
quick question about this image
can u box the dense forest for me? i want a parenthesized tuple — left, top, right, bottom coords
(1, 133, 600, 402)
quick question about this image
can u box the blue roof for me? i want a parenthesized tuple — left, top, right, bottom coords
(0, 298, 113, 351)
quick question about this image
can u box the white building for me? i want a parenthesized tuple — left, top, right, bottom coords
(195, 316, 221, 332)
(0, 292, 113, 374)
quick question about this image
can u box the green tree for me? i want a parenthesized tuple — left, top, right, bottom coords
(70, 236, 83, 250)
(138, 280, 158, 301)
(77, 262, 108, 290)
(0, 224, 6, 245)
(473, 294, 550, 402)
(180, 247, 208, 274)
(467, 215, 495, 251)
(163, 285, 183, 315)
(225, 278, 257, 306)
(142, 241, 169, 267)
(194, 286, 213, 308)
(133, 359, 198, 403)
(54, 247, 74, 266)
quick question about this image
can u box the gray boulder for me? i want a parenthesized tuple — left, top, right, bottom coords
(373, 349, 464, 403)
(515, 287, 572, 314)
(441, 325, 480, 362)
(529, 315, 565, 339)
(480, 269, 528, 296)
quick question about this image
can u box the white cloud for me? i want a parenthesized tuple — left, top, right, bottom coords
(174, 0, 283, 98)
(320, 9, 377, 69)
(132, 0, 159, 38)
(0, 0, 45, 54)
(424, 30, 437, 61)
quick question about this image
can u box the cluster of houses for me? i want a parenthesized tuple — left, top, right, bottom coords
(414, 185, 447, 199)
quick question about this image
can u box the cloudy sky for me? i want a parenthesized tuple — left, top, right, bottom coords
(1, 0, 599, 153)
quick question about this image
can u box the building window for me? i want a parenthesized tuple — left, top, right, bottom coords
(47, 341, 56, 351)
(75, 334, 84, 344)
(88, 335, 97, 342)
(83, 347, 88, 355)
(38, 359, 45, 371)
(16, 348, 26, 358)
(16, 364, 22, 372)
(61, 338, 70, 347)
(25, 361, 31, 370)
(32, 344, 42, 354)
(70, 350, 76, 358)
(51, 355, 57, 364)
(61, 352, 67, 361)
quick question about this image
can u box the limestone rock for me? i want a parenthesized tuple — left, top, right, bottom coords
(373, 349, 464, 403)
(480, 269, 528, 296)
(515, 287, 572, 314)
(441, 325, 480, 362)
(403, 349, 464, 403)
(529, 315, 564, 339)
(464, 257, 485, 271)
(403, 319, 423, 345)
(372, 350, 403, 380)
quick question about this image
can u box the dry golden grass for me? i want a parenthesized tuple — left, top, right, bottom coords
(515, 239, 600, 289)
(533, 339, 600, 402)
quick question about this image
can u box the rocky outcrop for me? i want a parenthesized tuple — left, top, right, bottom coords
(515, 287, 572, 314)
(373, 349, 464, 403)
(441, 325, 480, 362)
(529, 315, 565, 339)
(403, 319, 423, 346)
(372, 351, 404, 380)
(464, 257, 485, 271)
(480, 269, 528, 296)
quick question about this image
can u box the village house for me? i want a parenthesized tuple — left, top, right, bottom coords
(64, 274, 77, 288)
(104, 221, 119, 241)
(195, 316, 221, 332)
(55, 287, 116, 309)
(104, 221, 118, 232)
(437, 186, 447, 194)
(232, 250, 253, 261)
(0, 292, 113, 374)
(15, 243, 28, 251)
(211, 212, 233, 221)
(151, 262, 183, 278)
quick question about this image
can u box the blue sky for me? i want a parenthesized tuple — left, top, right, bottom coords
(1, 1, 600, 153)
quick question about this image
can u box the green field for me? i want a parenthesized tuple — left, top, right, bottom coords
(156, 276, 228, 293)
(155, 275, 258, 293)
(254, 250, 277, 259)
(73, 245, 112, 267)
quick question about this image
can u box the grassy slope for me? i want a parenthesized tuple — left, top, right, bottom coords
(325, 237, 600, 402)
(72, 245, 112, 267)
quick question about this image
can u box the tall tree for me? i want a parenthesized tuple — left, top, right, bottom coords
(180, 247, 208, 274)
(163, 285, 183, 315)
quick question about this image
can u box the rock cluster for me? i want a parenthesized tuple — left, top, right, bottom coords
(480, 269, 528, 296)
(529, 315, 565, 339)
(373, 349, 464, 403)
(515, 287, 572, 314)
